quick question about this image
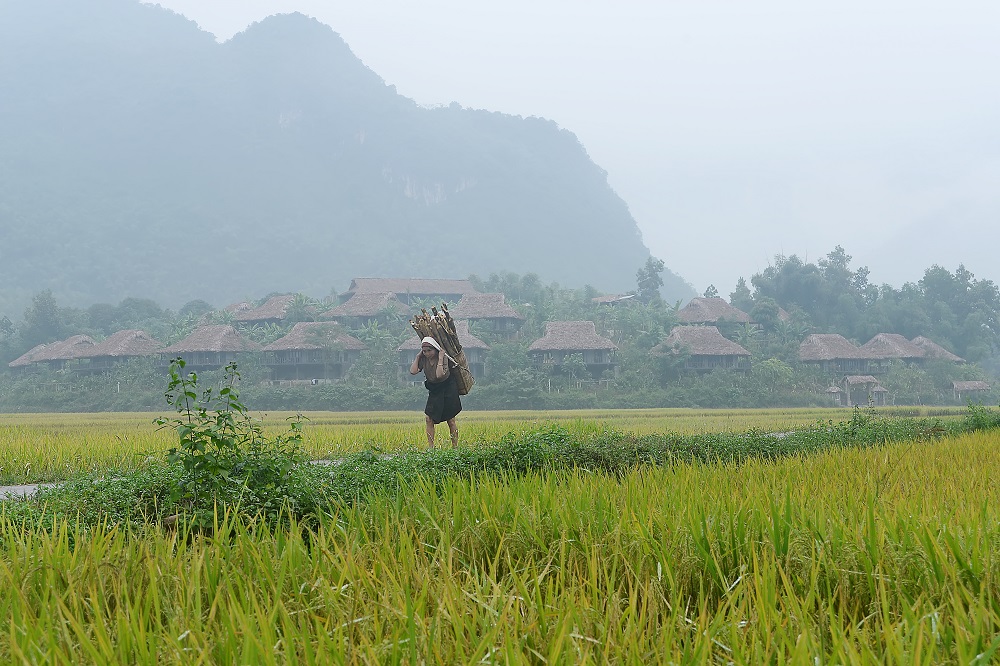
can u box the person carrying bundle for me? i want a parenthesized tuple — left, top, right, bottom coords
(409, 336, 461, 448)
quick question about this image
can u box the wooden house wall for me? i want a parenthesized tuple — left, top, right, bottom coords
(266, 349, 361, 381)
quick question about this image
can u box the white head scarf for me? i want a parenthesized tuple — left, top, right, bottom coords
(420, 337, 442, 351)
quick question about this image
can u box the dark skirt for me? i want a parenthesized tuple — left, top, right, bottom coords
(424, 374, 462, 424)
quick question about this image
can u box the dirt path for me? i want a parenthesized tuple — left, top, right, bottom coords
(0, 483, 58, 499)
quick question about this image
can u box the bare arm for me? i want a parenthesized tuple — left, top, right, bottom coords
(409, 353, 422, 375)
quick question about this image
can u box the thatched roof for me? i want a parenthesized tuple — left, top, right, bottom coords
(8, 342, 52, 368)
(843, 375, 889, 393)
(528, 321, 617, 352)
(224, 301, 253, 314)
(85, 330, 164, 358)
(859, 333, 925, 360)
(798, 334, 864, 361)
(650, 326, 751, 357)
(399, 320, 490, 351)
(345, 278, 478, 297)
(323, 292, 411, 318)
(953, 380, 990, 392)
(262, 322, 366, 352)
(592, 293, 637, 305)
(31, 335, 97, 361)
(912, 336, 964, 362)
(234, 295, 296, 322)
(161, 325, 260, 354)
(843, 375, 881, 385)
(448, 293, 524, 320)
(676, 297, 752, 324)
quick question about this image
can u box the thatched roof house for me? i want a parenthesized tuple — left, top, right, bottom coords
(8, 342, 52, 369)
(72, 330, 164, 372)
(841, 374, 889, 406)
(398, 320, 490, 380)
(912, 336, 964, 362)
(263, 322, 366, 353)
(528, 321, 618, 378)
(826, 385, 846, 406)
(953, 380, 990, 392)
(650, 326, 751, 372)
(86, 329, 164, 359)
(798, 334, 867, 373)
(859, 333, 925, 361)
(322, 292, 411, 324)
(799, 334, 865, 361)
(9, 335, 97, 371)
(448, 293, 524, 321)
(953, 380, 991, 401)
(676, 297, 752, 325)
(33, 335, 97, 362)
(161, 325, 259, 369)
(225, 301, 254, 315)
(447, 293, 524, 336)
(341, 278, 478, 305)
(262, 322, 366, 382)
(652, 326, 751, 357)
(234, 295, 296, 324)
(529, 321, 618, 352)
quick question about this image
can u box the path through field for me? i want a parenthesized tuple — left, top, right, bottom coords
(0, 483, 56, 499)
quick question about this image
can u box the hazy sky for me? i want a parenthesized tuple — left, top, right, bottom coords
(147, 1, 1000, 294)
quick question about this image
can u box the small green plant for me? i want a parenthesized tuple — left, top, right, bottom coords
(154, 357, 308, 525)
(964, 401, 1000, 431)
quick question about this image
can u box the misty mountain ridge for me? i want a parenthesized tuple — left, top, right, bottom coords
(0, 0, 690, 317)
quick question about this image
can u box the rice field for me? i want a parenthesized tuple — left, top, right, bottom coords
(0, 406, 966, 485)
(1, 407, 997, 663)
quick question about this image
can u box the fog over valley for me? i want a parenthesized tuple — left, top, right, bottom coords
(5, 5, 1000, 657)
(1, 0, 998, 318)
(146, 0, 1000, 294)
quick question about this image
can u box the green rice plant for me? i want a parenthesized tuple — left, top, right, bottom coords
(0, 405, 972, 484)
(5, 430, 999, 662)
(3, 396, 999, 660)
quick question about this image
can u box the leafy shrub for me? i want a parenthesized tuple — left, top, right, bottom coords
(963, 402, 1000, 431)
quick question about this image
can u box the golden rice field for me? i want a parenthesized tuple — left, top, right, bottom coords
(2, 408, 997, 663)
(0, 406, 965, 485)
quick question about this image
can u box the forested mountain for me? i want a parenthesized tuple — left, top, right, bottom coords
(0, 0, 687, 318)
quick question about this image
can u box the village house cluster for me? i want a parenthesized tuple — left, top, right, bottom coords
(8, 279, 613, 386)
(8, 281, 984, 404)
(648, 297, 984, 405)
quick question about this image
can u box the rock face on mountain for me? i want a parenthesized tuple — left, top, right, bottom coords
(0, 0, 680, 314)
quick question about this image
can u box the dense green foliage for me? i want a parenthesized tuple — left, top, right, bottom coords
(0, 0, 665, 318)
(153, 359, 311, 527)
(1, 253, 998, 411)
(739, 246, 1000, 367)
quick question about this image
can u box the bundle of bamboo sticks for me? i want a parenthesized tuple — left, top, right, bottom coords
(410, 303, 475, 395)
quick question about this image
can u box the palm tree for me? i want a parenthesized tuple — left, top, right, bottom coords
(734, 323, 761, 353)
(285, 293, 320, 324)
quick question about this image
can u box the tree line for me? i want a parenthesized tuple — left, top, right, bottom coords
(0, 246, 997, 411)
